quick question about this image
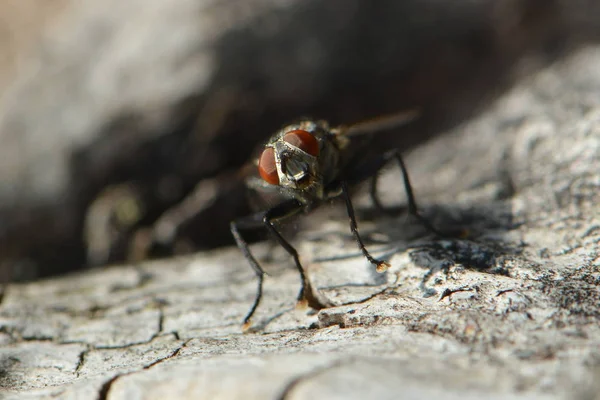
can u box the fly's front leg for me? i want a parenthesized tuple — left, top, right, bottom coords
(230, 211, 269, 331)
(262, 200, 329, 312)
(340, 181, 391, 273)
(231, 198, 326, 330)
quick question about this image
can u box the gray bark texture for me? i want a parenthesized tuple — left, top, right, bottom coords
(0, 1, 599, 399)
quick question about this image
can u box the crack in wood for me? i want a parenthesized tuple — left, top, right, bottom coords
(96, 339, 191, 400)
(276, 358, 350, 400)
(75, 346, 91, 377)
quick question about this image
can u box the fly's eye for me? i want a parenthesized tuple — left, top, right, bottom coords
(283, 129, 319, 157)
(258, 147, 279, 185)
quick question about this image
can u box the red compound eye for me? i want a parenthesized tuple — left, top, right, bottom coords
(258, 147, 279, 185)
(283, 129, 319, 157)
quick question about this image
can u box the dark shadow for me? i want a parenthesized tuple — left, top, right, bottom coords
(0, 353, 20, 389)
(306, 186, 522, 299)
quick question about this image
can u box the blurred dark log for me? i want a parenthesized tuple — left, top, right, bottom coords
(0, 0, 599, 280)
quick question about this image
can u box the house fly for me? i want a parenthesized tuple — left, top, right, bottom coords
(231, 109, 440, 330)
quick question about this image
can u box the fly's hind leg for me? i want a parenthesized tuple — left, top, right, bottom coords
(346, 149, 442, 236)
(369, 150, 443, 236)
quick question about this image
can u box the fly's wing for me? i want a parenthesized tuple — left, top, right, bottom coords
(333, 108, 422, 178)
(337, 109, 421, 138)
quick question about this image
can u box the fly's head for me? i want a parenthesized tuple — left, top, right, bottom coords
(256, 120, 341, 204)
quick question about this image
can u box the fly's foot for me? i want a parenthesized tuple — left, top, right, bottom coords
(376, 260, 391, 273)
(299, 281, 334, 311)
(296, 298, 309, 310)
(242, 320, 253, 333)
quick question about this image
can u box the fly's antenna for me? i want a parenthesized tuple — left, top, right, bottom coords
(336, 108, 421, 138)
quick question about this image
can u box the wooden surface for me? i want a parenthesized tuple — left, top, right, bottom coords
(1, 46, 599, 399)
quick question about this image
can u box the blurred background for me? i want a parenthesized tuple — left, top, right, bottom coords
(0, 0, 598, 282)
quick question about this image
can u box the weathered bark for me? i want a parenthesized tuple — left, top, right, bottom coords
(0, 46, 598, 399)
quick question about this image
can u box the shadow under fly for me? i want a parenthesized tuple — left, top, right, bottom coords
(231, 109, 442, 330)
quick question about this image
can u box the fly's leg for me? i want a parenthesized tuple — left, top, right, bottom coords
(340, 181, 390, 273)
(230, 212, 268, 330)
(369, 149, 442, 236)
(231, 199, 326, 330)
(262, 200, 328, 312)
(369, 168, 391, 215)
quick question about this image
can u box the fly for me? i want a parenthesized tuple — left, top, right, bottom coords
(231, 109, 440, 330)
